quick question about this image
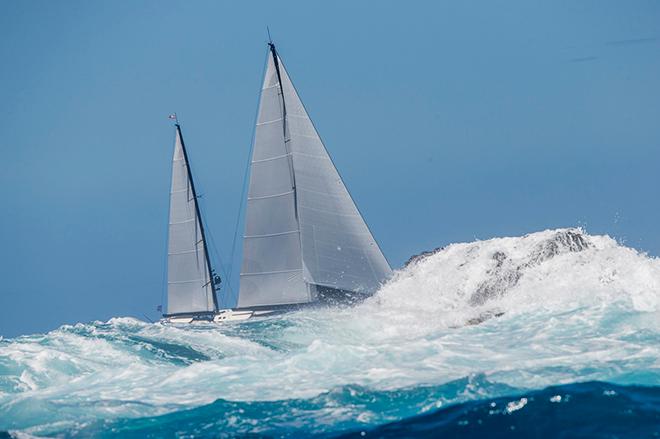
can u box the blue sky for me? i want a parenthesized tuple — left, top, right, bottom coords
(1, 1, 659, 337)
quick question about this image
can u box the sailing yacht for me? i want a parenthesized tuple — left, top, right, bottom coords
(162, 123, 222, 323)
(163, 42, 391, 323)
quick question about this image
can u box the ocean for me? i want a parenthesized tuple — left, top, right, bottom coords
(1, 228, 658, 437)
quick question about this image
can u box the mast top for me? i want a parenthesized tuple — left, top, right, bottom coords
(266, 27, 277, 56)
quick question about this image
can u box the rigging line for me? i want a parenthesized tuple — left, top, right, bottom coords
(226, 48, 268, 303)
(177, 123, 219, 311)
(202, 214, 235, 300)
(160, 123, 178, 316)
(267, 46, 304, 283)
(277, 56, 393, 270)
(226, 151, 250, 301)
(160, 225, 168, 316)
(191, 174, 235, 302)
(269, 42, 297, 202)
(269, 44, 302, 271)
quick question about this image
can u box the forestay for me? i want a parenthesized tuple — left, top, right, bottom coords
(239, 50, 308, 307)
(167, 126, 216, 314)
(238, 46, 391, 308)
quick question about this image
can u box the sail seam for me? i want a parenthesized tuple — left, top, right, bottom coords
(244, 230, 299, 239)
(309, 251, 369, 263)
(251, 153, 291, 164)
(168, 279, 207, 284)
(248, 190, 295, 200)
(256, 117, 283, 126)
(240, 268, 302, 276)
(308, 237, 371, 248)
(170, 124, 218, 313)
(168, 248, 202, 256)
(298, 186, 348, 197)
(300, 204, 360, 217)
(278, 57, 393, 273)
(169, 218, 196, 225)
(292, 151, 329, 159)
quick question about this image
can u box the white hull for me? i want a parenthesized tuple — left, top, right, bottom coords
(161, 308, 283, 324)
(165, 316, 194, 324)
(213, 309, 254, 322)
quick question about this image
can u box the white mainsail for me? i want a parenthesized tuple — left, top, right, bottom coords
(166, 125, 217, 315)
(238, 44, 391, 308)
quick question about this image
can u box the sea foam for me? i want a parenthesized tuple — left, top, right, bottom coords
(1, 228, 659, 436)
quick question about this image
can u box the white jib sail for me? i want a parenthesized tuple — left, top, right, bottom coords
(167, 126, 216, 314)
(238, 48, 391, 308)
(238, 51, 308, 308)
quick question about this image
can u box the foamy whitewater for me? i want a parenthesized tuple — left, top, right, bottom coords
(1, 229, 659, 437)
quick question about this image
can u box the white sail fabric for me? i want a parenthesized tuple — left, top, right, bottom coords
(277, 57, 392, 294)
(238, 54, 309, 308)
(238, 49, 391, 308)
(167, 128, 215, 314)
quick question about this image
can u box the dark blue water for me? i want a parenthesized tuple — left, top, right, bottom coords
(338, 382, 660, 439)
(1, 230, 659, 437)
(27, 382, 657, 438)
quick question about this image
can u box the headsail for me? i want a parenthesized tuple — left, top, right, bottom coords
(238, 44, 391, 308)
(166, 124, 217, 315)
(238, 45, 308, 307)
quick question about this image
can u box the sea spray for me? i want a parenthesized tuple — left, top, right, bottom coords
(1, 228, 658, 436)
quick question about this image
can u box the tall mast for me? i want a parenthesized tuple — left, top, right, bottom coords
(269, 42, 287, 139)
(175, 123, 219, 312)
(268, 42, 300, 221)
(269, 43, 286, 127)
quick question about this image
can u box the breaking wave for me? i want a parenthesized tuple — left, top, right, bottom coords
(1, 228, 659, 436)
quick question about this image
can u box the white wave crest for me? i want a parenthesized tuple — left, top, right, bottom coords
(1, 228, 659, 435)
(372, 228, 659, 320)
